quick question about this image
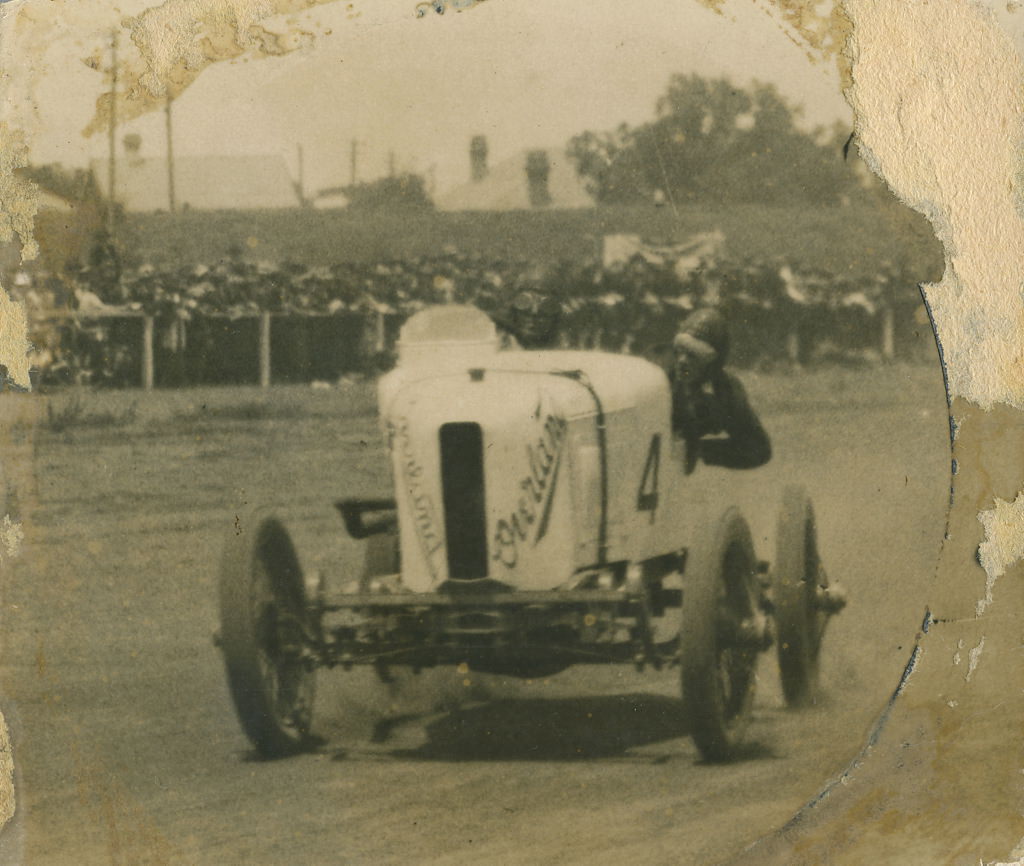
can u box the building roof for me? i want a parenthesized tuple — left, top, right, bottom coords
(90, 154, 301, 212)
(436, 148, 594, 212)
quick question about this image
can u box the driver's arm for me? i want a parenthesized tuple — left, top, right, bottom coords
(699, 373, 772, 469)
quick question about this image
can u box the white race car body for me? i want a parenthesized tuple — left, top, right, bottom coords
(218, 304, 845, 761)
(378, 305, 688, 593)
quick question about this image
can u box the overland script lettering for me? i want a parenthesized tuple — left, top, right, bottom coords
(491, 412, 567, 568)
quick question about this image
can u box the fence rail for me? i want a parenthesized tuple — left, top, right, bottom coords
(32, 298, 930, 391)
(35, 308, 391, 390)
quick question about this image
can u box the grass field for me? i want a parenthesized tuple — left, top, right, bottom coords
(21, 361, 945, 434)
(121, 200, 943, 281)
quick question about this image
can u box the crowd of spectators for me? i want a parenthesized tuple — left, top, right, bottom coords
(11, 248, 921, 387)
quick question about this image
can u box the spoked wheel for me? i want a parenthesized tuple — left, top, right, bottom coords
(681, 507, 761, 762)
(773, 485, 829, 707)
(218, 507, 317, 757)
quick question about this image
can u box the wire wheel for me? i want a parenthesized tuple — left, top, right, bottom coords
(681, 507, 759, 762)
(218, 508, 317, 757)
(773, 485, 828, 707)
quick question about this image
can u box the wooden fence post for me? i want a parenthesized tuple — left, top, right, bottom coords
(141, 315, 154, 390)
(259, 312, 272, 388)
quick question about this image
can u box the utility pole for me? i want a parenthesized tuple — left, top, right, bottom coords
(349, 138, 358, 186)
(165, 93, 176, 213)
(297, 143, 305, 205)
(107, 29, 118, 235)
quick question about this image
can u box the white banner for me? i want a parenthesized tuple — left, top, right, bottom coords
(601, 230, 725, 275)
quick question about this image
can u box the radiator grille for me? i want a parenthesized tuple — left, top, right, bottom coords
(439, 423, 488, 579)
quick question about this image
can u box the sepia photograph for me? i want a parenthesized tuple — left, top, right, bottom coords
(0, 0, 1021, 862)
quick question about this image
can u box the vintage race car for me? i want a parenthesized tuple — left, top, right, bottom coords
(216, 305, 846, 762)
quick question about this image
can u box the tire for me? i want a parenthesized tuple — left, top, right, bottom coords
(218, 507, 317, 757)
(681, 507, 760, 762)
(773, 485, 827, 707)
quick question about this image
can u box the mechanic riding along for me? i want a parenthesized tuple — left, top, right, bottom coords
(216, 298, 847, 762)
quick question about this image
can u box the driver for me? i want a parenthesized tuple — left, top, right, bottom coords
(670, 307, 771, 470)
(498, 289, 562, 349)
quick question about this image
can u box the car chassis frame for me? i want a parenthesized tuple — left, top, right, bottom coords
(217, 488, 846, 762)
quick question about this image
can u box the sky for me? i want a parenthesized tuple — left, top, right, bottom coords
(5, 0, 861, 196)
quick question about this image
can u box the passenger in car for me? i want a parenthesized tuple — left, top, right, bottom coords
(670, 307, 772, 470)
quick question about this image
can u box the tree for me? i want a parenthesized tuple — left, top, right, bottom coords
(341, 173, 434, 211)
(19, 164, 101, 203)
(568, 75, 860, 206)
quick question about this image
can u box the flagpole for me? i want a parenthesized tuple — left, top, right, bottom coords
(166, 93, 176, 213)
(107, 29, 118, 236)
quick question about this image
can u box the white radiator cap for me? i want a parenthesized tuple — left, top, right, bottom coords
(396, 305, 499, 369)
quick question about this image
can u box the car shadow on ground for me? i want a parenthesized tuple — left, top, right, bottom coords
(385, 693, 687, 761)
(326, 693, 774, 763)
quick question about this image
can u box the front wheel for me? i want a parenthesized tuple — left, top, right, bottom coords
(681, 507, 760, 762)
(218, 507, 317, 757)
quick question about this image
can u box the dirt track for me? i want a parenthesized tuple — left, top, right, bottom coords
(1, 364, 949, 864)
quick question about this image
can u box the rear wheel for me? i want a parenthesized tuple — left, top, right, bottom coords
(773, 486, 828, 707)
(681, 507, 760, 762)
(218, 508, 317, 757)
